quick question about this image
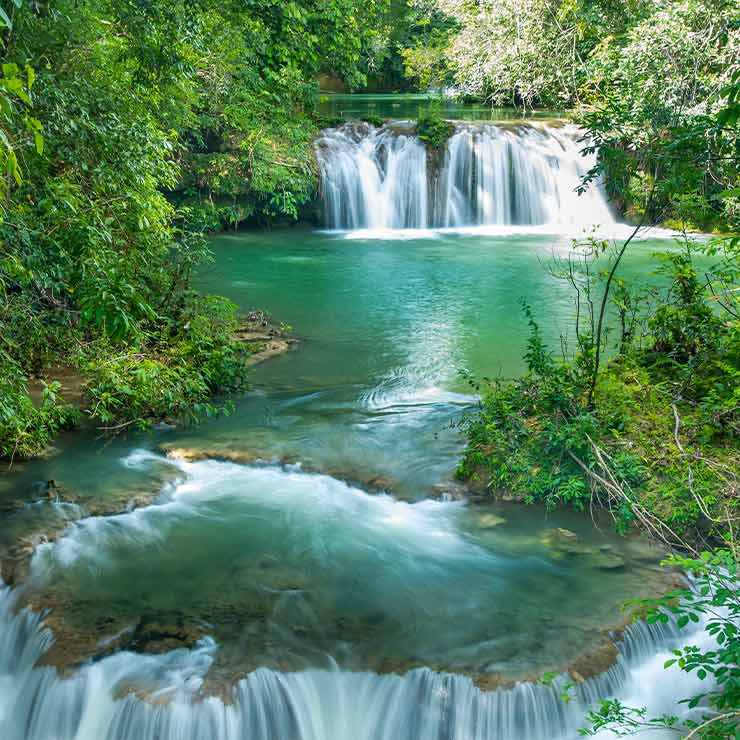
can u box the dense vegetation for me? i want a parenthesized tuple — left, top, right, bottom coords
(451, 4, 740, 733)
(2, 0, 739, 733)
(0, 0, 388, 459)
(418, 0, 740, 231)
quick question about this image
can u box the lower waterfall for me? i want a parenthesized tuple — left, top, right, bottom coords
(0, 578, 710, 740)
(315, 122, 615, 232)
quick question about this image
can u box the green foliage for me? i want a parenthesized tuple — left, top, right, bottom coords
(459, 239, 740, 540)
(648, 251, 724, 364)
(583, 550, 740, 738)
(415, 109, 455, 149)
(362, 114, 386, 127)
(458, 300, 603, 512)
(362, 0, 457, 92)
(0, 58, 41, 205)
(81, 296, 249, 430)
(0, 357, 79, 461)
(0, 0, 386, 458)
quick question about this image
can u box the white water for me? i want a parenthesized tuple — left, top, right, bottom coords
(29, 451, 471, 580)
(0, 577, 711, 740)
(316, 122, 615, 232)
(317, 123, 430, 230)
(1, 452, 715, 739)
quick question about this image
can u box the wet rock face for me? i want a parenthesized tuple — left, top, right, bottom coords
(128, 620, 205, 654)
(232, 311, 298, 367)
(36, 608, 208, 673)
(568, 638, 620, 681)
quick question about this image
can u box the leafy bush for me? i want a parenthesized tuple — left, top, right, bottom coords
(81, 296, 250, 430)
(458, 301, 643, 518)
(459, 241, 740, 542)
(415, 110, 455, 150)
(362, 114, 385, 127)
(0, 358, 79, 461)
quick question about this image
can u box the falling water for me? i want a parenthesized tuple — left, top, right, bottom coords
(316, 122, 614, 231)
(0, 577, 711, 740)
(316, 123, 429, 230)
(0, 451, 714, 740)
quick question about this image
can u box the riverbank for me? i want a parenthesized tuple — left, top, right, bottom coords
(457, 241, 740, 554)
(8, 310, 296, 465)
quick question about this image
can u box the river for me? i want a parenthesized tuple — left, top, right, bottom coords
(0, 109, 708, 739)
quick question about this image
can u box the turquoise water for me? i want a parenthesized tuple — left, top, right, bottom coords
(1, 227, 681, 688)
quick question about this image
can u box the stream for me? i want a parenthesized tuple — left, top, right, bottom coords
(0, 110, 709, 738)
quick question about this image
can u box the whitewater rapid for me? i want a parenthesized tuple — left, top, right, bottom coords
(0, 452, 713, 739)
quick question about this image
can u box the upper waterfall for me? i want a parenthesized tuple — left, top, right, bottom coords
(316, 122, 430, 230)
(315, 121, 615, 232)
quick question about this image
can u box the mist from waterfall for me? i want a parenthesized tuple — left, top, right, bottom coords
(316, 122, 615, 232)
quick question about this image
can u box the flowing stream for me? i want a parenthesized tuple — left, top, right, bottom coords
(0, 110, 701, 739)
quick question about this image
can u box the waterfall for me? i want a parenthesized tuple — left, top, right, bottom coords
(316, 123, 429, 230)
(0, 579, 712, 740)
(315, 122, 615, 231)
(0, 453, 713, 738)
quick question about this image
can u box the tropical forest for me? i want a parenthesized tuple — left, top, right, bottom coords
(0, 0, 739, 738)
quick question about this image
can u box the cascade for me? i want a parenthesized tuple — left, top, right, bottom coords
(315, 122, 615, 231)
(0, 450, 713, 740)
(0, 580, 709, 740)
(316, 122, 429, 230)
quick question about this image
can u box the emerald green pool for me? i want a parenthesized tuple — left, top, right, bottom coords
(2, 228, 682, 690)
(318, 92, 564, 122)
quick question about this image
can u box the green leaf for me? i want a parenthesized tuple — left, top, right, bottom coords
(33, 131, 43, 155)
(0, 6, 12, 30)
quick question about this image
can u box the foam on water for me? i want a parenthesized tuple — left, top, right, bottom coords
(0, 577, 714, 740)
(29, 452, 476, 581)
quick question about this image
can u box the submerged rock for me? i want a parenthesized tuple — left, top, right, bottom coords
(430, 480, 469, 501)
(590, 546, 626, 570)
(474, 513, 507, 529)
(540, 529, 625, 569)
(540, 528, 587, 557)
